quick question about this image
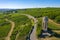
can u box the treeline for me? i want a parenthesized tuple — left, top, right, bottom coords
(17, 8, 60, 23)
(2, 8, 60, 23)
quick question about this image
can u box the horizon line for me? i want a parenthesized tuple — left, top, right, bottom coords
(0, 7, 60, 9)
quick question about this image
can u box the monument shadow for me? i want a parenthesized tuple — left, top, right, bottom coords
(39, 28, 60, 38)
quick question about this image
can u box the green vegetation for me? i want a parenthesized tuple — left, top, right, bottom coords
(0, 19, 11, 39)
(48, 20, 60, 30)
(55, 16, 60, 24)
(0, 8, 60, 40)
(17, 8, 60, 23)
(36, 18, 42, 38)
(6, 14, 32, 40)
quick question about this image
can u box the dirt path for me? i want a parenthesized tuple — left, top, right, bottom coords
(5, 19, 15, 40)
(20, 14, 38, 40)
(40, 38, 49, 40)
(49, 19, 60, 26)
(52, 30, 60, 32)
(49, 19, 60, 33)
(40, 37, 56, 40)
(15, 32, 20, 40)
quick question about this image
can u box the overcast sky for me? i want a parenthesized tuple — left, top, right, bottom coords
(0, 0, 60, 9)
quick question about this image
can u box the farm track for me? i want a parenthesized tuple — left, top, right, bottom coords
(52, 30, 60, 33)
(40, 37, 58, 40)
(49, 19, 60, 26)
(5, 18, 15, 40)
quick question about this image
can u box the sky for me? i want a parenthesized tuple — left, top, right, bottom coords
(0, 0, 60, 9)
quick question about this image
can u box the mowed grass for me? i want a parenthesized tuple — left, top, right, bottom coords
(7, 14, 32, 40)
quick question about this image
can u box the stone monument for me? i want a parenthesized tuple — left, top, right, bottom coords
(42, 16, 48, 32)
(42, 16, 51, 36)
